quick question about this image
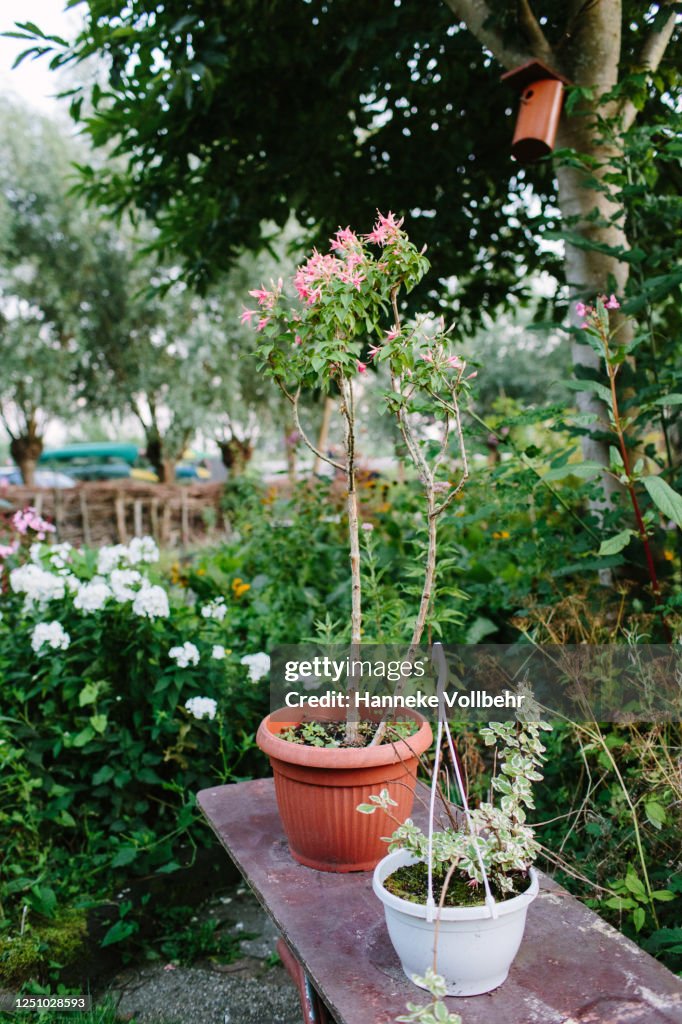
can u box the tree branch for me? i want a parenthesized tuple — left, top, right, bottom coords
(278, 381, 346, 472)
(442, 0, 552, 70)
(620, 6, 678, 131)
(517, 0, 554, 62)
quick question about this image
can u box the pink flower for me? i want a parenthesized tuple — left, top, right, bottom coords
(249, 287, 271, 306)
(357, 362, 368, 374)
(364, 211, 404, 246)
(385, 328, 401, 342)
(163, 964, 176, 972)
(447, 355, 465, 371)
(12, 507, 56, 537)
(420, 351, 434, 363)
(367, 343, 382, 361)
(240, 307, 258, 326)
(294, 334, 302, 346)
(0, 541, 19, 559)
(256, 317, 270, 332)
(604, 294, 620, 310)
(330, 226, 361, 252)
(466, 370, 478, 380)
(575, 302, 587, 317)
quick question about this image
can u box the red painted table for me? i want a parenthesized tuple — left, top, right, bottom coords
(198, 778, 682, 1024)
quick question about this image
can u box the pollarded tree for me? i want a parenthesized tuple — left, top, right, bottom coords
(0, 99, 126, 484)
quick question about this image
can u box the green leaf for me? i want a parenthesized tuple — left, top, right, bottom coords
(72, 725, 95, 747)
(111, 846, 138, 868)
(78, 682, 100, 706)
(28, 885, 57, 919)
(565, 378, 613, 407)
(598, 530, 634, 556)
(644, 801, 667, 830)
(652, 890, 675, 902)
(653, 394, 682, 406)
(633, 906, 646, 932)
(642, 476, 682, 528)
(89, 714, 108, 734)
(101, 918, 138, 947)
(464, 616, 498, 644)
(625, 872, 646, 898)
(92, 765, 115, 785)
(544, 460, 604, 481)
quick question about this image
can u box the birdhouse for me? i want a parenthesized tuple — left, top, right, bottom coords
(501, 60, 570, 163)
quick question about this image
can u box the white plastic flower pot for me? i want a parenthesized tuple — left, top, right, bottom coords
(373, 849, 539, 996)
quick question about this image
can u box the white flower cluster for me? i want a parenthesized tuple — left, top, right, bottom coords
(184, 696, 217, 720)
(73, 579, 112, 613)
(169, 641, 200, 667)
(12, 536, 171, 621)
(31, 621, 70, 654)
(212, 645, 226, 660)
(132, 585, 170, 620)
(97, 536, 160, 575)
(201, 597, 227, 622)
(241, 652, 270, 682)
(10, 564, 66, 608)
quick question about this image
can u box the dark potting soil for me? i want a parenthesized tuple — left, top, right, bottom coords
(280, 718, 418, 748)
(383, 862, 529, 908)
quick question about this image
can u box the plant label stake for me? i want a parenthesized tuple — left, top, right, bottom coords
(501, 60, 570, 163)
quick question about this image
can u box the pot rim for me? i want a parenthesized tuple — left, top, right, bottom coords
(256, 710, 433, 769)
(373, 848, 539, 921)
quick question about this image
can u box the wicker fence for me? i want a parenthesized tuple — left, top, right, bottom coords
(0, 482, 226, 548)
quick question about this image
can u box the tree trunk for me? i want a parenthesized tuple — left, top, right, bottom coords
(219, 438, 254, 476)
(159, 459, 177, 483)
(10, 435, 43, 487)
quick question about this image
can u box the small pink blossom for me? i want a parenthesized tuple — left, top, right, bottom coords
(330, 226, 361, 252)
(385, 328, 401, 342)
(240, 307, 258, 326)
(163, 964, 176, 972)
(256, 317, 270, 332)
(367, 343, 382, 361)
(575, 302, 587, 317)
(420, 351, 434, 363)
(12, 507, 56, 538)
(0, 541, 19, 559)
(466, 370, 478, 380)
(361, 522, 374, 532)
(447, 355, 465, 371)
(294, 334, 302, 346)
(357, 361, 368, 374)
(364, 211, 404, 246)
(604, 294, 620, 310)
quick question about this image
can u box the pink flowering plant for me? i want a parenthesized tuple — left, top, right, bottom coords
(245, 213, 476, 744)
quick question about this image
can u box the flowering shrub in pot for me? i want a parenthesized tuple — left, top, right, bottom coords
(245, 213, 476, 870)
(363, 693, 551, 1011)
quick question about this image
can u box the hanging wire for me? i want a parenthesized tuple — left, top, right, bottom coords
(430, 643, 498, 919)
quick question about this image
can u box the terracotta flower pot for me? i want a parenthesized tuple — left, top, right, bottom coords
(256, 712, 433, 872)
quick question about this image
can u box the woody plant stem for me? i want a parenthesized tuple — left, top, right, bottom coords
(370, 287, 469, 746)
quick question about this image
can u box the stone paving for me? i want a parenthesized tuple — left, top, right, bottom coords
(107, 885, 301, 1024)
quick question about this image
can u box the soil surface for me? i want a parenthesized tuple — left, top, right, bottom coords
(384, 862, 529, 907)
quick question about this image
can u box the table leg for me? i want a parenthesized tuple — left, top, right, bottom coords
(276, 938, 330, 1024)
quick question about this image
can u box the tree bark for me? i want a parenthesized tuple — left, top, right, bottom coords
(10, 435, 43, 487)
